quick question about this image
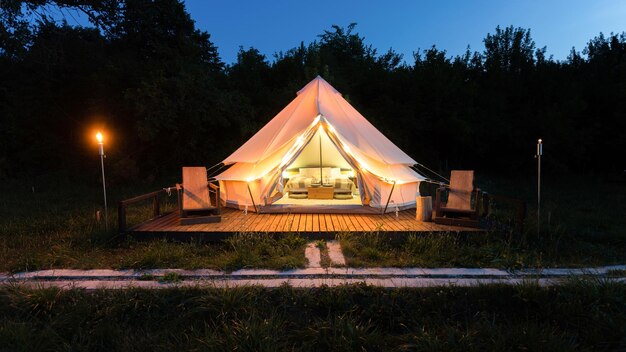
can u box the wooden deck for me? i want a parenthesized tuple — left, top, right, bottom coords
(129, 207, 481, 240)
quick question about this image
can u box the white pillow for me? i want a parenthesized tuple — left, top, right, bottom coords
(299, 168, 319, 178)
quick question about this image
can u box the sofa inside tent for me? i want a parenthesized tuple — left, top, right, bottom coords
(214, 76, 426, 213)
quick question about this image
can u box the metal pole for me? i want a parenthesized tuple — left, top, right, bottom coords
(537, 138, 542, 234)
(319, 130, 323, 183)
(247, 182, 258, 213)
(382, 181, 396, 214)
(99, 141, 108, 230)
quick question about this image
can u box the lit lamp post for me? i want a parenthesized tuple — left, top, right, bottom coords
(96, 132, 108, 229)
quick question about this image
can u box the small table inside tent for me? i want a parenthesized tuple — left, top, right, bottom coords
(307, 186, 334, 199)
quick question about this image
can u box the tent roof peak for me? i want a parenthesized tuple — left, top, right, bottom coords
(221, 75, 418, 167)
(297, 76, 340, 97)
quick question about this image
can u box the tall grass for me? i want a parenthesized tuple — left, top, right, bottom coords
(0, 280, 625, 351)
(339, 227, 626, 269)
(0, 177, 307, 273)
(340, 175, 626, 269)
(1, 174, 624, 272)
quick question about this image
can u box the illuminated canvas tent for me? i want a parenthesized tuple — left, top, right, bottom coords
(214, 76, 425, 213)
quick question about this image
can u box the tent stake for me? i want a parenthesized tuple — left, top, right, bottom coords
(382, 181, 397, 214)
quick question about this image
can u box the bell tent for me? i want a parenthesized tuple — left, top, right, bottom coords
(214, 76, 426, 213)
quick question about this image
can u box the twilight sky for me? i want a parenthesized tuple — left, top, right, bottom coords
(183, 0, 626, 64)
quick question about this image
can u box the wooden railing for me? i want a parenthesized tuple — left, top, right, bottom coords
(118, 188, 175, 234)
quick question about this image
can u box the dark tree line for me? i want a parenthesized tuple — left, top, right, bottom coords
(1, 0, 625, 183)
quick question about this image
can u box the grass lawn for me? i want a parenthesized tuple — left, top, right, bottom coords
(1, 280, 625, 351)
(0, 176, 307, 273)
(1, 173, 624, 272)
(341, 175, 626, 269)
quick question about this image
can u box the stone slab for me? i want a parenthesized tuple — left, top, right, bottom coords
(326, 241, 346, 266)
(304, 243, 321, 268)
(10, 277, 626, 290)
(2, 265, 625, 282)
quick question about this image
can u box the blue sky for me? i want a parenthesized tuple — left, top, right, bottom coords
(183, 0, 626, 64)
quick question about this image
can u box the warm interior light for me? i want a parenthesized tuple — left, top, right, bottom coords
(96, 132, 103, 143)
(538, 138, 542, 143)
(246, 177, 253, 183)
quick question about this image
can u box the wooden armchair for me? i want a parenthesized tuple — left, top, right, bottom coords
(433, 170, 485, 228)
(176, 167, 221, 225)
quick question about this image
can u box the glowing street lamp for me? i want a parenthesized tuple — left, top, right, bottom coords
(96, 132, 108, 229)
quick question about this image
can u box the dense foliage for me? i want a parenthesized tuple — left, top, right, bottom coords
(1, 0, 625, 182)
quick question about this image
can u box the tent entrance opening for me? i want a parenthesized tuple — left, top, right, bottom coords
(274, 127, 361, 207)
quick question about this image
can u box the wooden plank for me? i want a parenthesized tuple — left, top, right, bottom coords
(312, 213, 319, 233)
(335, 214, 348, 232)
(282, 213, 290, 232)
(210, 208, 232, 232)
(141, 212, 174, 231)
(381, 213, 402, 232)
(251, 213, 264, 232)
(280, 213, 292, 232)
(236, 211, 256, 233)
(343, 214, 356, 232)
(283, 213, 296, 232)
(148, 213, 177, 231)
(385, 213, 404, 231)
(325, 213, 333, 233)
(337, 214, 348, 232)
(289, 213, 300, 232)
(344, 214, 356, 232)
(340, 214, 353, 232)
(266, 214, 281, 233)
(319, 213, 328, 232)
(268, 213, 282, 232)
(253, 213, 268, 232)
(302, 213, 310, 233)
(211, 210, 232, 232)
(164, 213, 181, 230)
(322, 214, 331, 232)
(297, 213, 307, 232)
(359, 213, 379, 231)
(179, 215, 220, 226)
(327, 214, 338, 232)
(392, 211, 413, 231)
(347, 214, 365, 232)
(354, 214, 368, 232)
(336, 213, 348, 232)
(276, 213, 289, 233)
(244, 213, 258, 232)
(400, 208, 428, 231)
(135, 217, 157, 232)
(244, 212, 261, 232)
(129, 204, 486, 236)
